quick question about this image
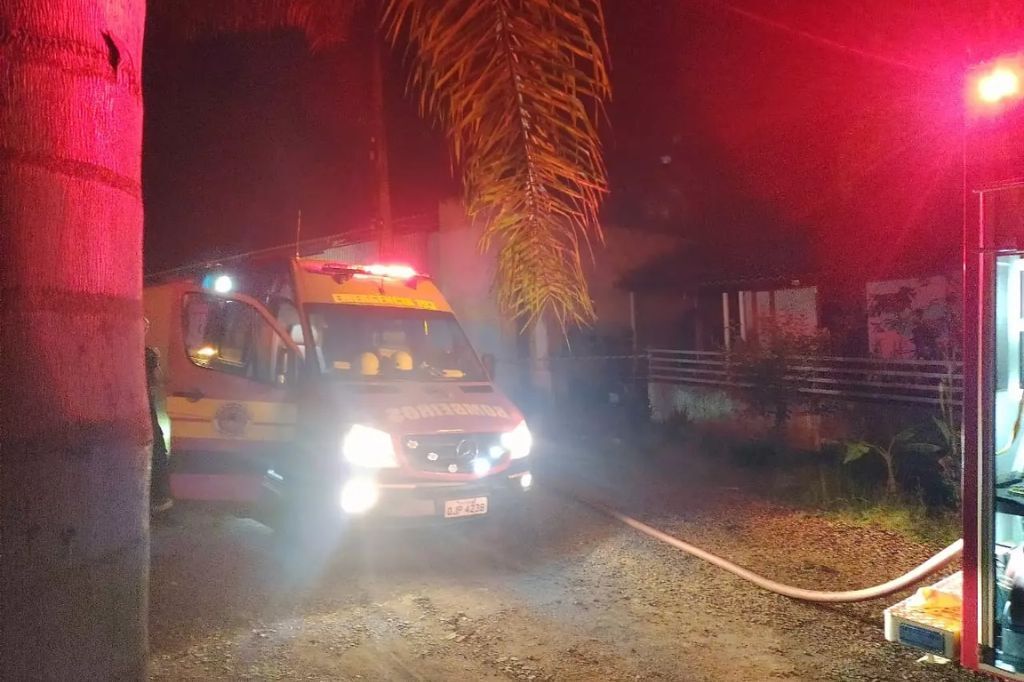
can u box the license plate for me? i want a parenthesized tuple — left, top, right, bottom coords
(443, 496, 488, 518)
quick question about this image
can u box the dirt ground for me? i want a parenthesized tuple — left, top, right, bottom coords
(149, 439, 983, 681)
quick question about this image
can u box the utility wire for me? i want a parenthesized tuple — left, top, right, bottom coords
(146, 213, 438, 280)
(701, 0, 942, 77)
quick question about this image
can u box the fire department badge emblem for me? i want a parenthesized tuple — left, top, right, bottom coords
(214, 402, 251, 437)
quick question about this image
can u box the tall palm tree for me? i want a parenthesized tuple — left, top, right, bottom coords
(0, 1, 149, 679)
(1, 1, 608, 678)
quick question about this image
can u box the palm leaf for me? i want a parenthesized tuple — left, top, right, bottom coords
(842, 441, 872, 464)
(384, 0, 611, 326)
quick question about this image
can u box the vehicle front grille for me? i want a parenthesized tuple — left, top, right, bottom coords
(402, 433, 506, 474)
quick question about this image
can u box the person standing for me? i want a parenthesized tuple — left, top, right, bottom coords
(145, 318, 173, 513)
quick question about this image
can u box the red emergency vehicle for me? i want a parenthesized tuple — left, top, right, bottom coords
(884, 52, 1024, 678)
(961, 51, 1024, 678)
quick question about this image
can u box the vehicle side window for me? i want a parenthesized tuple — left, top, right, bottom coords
(274, 300, 305, 358)
(182, 293, 281, 383)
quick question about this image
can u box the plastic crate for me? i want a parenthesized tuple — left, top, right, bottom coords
(884, 571, 962, 660)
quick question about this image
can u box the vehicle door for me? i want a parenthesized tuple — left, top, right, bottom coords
(164, 288, 303, 502)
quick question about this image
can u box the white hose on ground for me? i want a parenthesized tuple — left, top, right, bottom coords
(585, 498, 964, 603)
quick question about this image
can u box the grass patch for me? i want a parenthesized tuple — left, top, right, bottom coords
(597, 422, 963, 548)
(820, 499, 960, 547)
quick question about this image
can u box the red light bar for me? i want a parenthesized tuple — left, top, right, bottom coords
(360, 264, 417, 279)
(300, 260, 424, 280)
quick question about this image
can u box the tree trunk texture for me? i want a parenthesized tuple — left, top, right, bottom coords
(0, 2, 149, 679)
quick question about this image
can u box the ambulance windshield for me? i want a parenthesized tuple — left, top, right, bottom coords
(306, 305, 487, 382)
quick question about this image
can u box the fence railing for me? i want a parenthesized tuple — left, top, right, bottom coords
(647, 349, 962, 407)
(549, 353, 649, 394)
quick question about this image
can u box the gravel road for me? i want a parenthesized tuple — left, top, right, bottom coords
(149, 438, 983, 681)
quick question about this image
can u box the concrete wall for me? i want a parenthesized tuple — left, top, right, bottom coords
(583, 226, 686, 340)
(430, 201, 523, 394)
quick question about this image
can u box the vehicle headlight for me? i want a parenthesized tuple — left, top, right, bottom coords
(342, 424, 398, 468)
(501, 420, 532, 459)
(340, 476, 380, 514)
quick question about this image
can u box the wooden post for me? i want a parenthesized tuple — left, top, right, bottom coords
(738, 290, 748, 342)
(722, 291, 731, 352)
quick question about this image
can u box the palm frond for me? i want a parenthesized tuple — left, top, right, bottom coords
(150, 0, 361, 51)
(384, 0, 611, 326)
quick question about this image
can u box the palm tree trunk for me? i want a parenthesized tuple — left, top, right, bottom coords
(0, 2, 149, 679)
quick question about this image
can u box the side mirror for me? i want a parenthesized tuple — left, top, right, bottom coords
(481, 353, 496, 381)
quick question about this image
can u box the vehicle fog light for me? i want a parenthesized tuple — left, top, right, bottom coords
(472, 458, 491, 477)
(519, 472, 533, 490)
(340, 477, 379, 514)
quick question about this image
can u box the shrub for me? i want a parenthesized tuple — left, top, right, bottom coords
(726, 319, 829, 432)
(841, 427, 941, 497)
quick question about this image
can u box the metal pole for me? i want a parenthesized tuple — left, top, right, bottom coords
(629, 290, 638, 390)
(629, 291, 638, 352)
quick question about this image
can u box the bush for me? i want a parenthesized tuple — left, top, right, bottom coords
(726, 319, 830, 432)
(825, 499, 960, 546)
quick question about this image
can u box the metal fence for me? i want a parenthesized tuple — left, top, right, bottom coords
(550, 353, 649, 398)
(647, 349, 962, 407)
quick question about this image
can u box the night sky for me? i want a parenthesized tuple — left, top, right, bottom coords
(143, 8, 452, 273)
(142, 1, 1023, 278)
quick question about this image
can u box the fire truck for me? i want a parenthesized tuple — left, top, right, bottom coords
(143, 257, 533, 531)
(961, 51, 1024, 678)
(883, 52, 1024, 678)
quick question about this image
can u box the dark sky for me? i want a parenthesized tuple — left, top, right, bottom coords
(142, 1, 1024, 277)
(604, 0, 1021, 282)
(143, 9, 452, 272)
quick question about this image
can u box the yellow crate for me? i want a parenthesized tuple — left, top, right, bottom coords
(884, 571, 962, 660)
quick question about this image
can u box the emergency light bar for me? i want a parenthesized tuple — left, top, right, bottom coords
(360, 264, 417, 279)
(201, 272, 234, 293)
(300, 261, 426, 282)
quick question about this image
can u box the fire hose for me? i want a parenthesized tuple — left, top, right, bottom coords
(576, 496, 964, 603)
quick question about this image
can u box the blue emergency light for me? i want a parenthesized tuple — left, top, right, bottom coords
(201, 273, 234, 293)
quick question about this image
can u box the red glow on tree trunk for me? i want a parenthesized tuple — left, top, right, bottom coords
(0, 1, 150, 678)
